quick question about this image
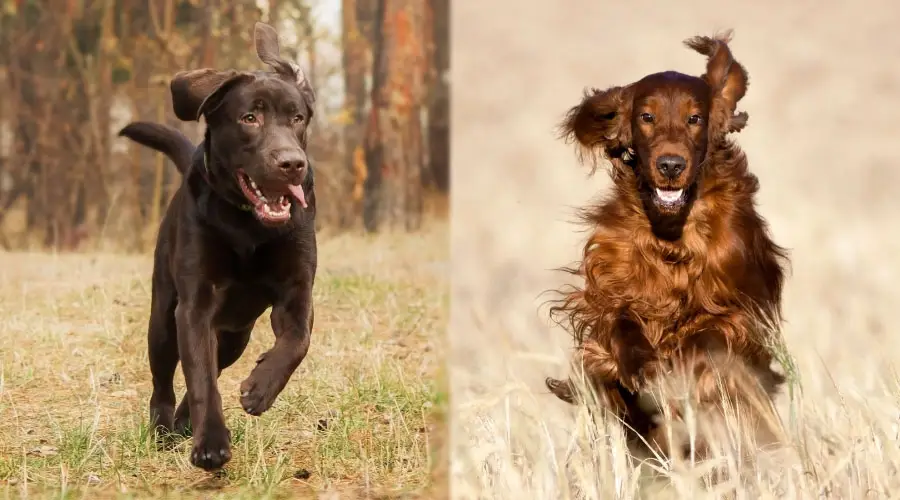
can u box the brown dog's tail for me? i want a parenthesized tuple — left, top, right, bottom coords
(118, 121, 195, 175)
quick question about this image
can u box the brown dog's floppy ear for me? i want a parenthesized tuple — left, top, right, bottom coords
(684, 31, 749, 133)
(170, 69, 254, 122)
(254, 22, 317, 105)
(558, 85, 633, 168)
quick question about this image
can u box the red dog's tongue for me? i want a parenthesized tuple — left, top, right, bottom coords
(288, 184, 307, 208)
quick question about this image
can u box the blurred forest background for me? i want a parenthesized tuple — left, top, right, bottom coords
(0, 0, 450, 251)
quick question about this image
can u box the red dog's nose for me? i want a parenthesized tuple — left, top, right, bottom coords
(656, 155, 687, 179)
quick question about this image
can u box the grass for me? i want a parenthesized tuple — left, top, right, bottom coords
(0, 221, 448, 499)
(453, 317, 900, 499)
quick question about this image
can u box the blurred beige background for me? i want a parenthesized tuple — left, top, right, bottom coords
(450, 0, 900, 494)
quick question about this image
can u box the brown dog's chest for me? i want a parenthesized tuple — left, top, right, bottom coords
(209, 280, 277, 331)
(187, 249, 294, 332)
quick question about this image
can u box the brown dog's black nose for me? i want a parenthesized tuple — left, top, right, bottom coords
(274, 150, 307, 173)
(656, 155, 687, 179)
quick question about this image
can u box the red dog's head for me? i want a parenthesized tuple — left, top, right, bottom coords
(560, 32, 749, 222)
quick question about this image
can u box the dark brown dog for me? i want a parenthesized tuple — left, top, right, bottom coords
(118, 22, 317, 470)
(545, 32, 788, 458)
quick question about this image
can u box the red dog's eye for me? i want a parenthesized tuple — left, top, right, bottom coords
(639, 113, 655, 124)
(240, 113, 258, 125)
(687, 114, 702, 125)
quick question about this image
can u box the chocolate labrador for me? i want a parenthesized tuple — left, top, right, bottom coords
(118, 22, 317, 470)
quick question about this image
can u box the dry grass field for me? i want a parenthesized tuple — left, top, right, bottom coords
(451, 1, 900, 498)
(0, 221, 448, 499)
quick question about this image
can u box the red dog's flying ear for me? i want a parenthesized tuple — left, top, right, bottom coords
(684, 31, 749, 134)
(558, 85, 634, 170)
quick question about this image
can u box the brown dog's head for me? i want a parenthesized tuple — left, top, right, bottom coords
(169, 22, 317, 226)
(560, 32, 748, 221)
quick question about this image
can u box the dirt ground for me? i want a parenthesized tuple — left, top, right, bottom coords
(450, 1, 900, 497)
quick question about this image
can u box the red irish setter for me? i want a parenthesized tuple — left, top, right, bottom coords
(545, 32, 788, 457)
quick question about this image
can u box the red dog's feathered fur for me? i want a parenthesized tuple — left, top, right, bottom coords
(545, 32, 788, 456)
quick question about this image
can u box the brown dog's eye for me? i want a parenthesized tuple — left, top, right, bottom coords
(687, 114, 702, 125)
(240, 113, 258, 125)
(639, 113, 655, 124)
(292, 114, 305, 124)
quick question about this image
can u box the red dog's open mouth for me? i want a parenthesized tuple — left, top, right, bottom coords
(236, 169, 307, 224)
(652, 187, 687, 210)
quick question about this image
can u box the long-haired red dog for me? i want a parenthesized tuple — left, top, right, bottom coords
(545, 32, 788, 457)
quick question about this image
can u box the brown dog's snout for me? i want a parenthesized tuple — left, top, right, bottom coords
(656, 155, 687, 179)
(273, 149, 307, 173)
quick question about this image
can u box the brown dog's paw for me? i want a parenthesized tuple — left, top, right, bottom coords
(190, 426, 232, 471)
(240, 366, 280, 416)
(239, 378, 275, 416)
(240, 350, 297, 416)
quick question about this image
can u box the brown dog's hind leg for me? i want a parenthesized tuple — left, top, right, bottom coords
(148, 280, 179, 437)
(173, 326, 254, 435)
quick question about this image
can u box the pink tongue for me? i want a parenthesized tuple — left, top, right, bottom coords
(288, 184, 307, 208)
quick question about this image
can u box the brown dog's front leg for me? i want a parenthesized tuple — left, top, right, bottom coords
(239, 282, 313, 416)
(175, 300, 231, 470)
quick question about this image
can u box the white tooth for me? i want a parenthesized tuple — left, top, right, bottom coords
(250, 180, 257, 188)
(655, 188, 683, 203)
(260, 196, 268, 203)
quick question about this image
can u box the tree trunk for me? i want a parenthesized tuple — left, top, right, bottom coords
(401, 0, 426, 231)
(363, 0, 388, 232)
(342, 0, 369, 227)
(427, 0, 449, 193)
(364, 0, 427, 232)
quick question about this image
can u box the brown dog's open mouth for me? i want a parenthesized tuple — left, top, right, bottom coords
(236, 169, 307, 224)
